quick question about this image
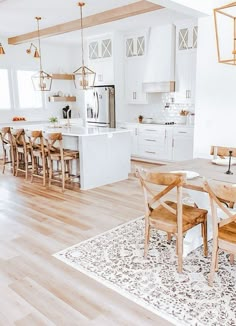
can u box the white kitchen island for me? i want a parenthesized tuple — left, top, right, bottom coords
(26, 125, 131, 190)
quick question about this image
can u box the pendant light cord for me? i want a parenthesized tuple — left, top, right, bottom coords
(36, 17, 43, 72)
(79, 3, 85, 67)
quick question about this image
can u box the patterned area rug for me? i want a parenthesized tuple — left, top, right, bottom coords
(53, 217, 236, 326)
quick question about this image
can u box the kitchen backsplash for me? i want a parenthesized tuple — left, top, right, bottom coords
(127, 92, 195, 124)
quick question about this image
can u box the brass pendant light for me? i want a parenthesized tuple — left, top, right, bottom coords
(0, 43, 5, 55)
(27, 17, 52, 91)
(214, 2, 236, 65)
(73, 2, 96, 90)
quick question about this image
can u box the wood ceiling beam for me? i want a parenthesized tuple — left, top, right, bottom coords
(8, 1, 163, 45)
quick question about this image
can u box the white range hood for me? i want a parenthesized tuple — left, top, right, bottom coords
(143, 24, 175, 93)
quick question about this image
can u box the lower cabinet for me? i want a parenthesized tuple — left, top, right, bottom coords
(138, 125, 172, 161)
(119, 123, 194, 162)
(118, 123, 139, 156)
(172, 127, 193, 161)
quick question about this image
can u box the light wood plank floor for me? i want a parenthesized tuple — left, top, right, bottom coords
(0, 160, 173, 326)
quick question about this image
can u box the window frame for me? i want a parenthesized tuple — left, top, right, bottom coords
(0, 67, 13, 110)
(13, 69, 46, 110)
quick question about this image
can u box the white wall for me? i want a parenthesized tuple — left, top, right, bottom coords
(194, 15, 236, 158)
(0, 37, 82, 123)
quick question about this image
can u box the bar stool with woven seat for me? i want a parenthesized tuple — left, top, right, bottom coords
(44, 132, 79, 191)
(26, 130, 48, 186)
(0, 127, 15, 175)
(11, 128, 31, 180)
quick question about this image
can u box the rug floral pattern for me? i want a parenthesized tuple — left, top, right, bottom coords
(54, 217, 236, 326)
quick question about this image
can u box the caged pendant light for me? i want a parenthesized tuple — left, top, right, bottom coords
(26, 17, 52, 91)
(214, 2, 236, 65)
(73, 2, 96, 90)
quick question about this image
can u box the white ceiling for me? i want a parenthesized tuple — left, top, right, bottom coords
(0, 0, 191, 45)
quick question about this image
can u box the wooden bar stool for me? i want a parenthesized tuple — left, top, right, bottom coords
(44, 132, 79, 191)
(0, 127, 15, 175)
(11, 128, 31, 180)
(26, 130, 48, 186)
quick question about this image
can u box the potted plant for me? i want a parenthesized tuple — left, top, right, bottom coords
(179, 110, 189, 124)
(138, 115, 143, 123)
(49, 116, 58, 127)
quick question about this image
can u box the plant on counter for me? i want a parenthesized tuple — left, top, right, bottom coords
(179, 110, 189, 116)
(49, 116, 58, 123)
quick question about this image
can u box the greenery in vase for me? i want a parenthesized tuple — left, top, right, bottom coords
(49, 116, 58, 123)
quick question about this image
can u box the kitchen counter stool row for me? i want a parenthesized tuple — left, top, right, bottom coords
(0, 127, 79, 191)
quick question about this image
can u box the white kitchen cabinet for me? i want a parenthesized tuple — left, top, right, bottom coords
(175, 21, 197, 103)
(175, 50, 196, 102)
(138, 125, 172, 161)
(87, 35, 114, 85)
(118, 123, 138, 156)
(177, 25, 198, 51)
(172, 127, 193, 161)
(88, 37, 112, 60)
(125, 58, 148, 104)
(125, 34, 145, 57)
(124, 30, 148, 104)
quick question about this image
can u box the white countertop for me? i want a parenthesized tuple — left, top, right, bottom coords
(25, 125, 130, 137)
(118, 122, 194, 128)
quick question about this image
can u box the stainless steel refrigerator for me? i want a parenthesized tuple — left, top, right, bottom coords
(85, 85, 115, 128)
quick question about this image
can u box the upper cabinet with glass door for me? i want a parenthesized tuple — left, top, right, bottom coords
(177, 24, 198, 51)
(88, 36, 112, 60)
(125, 33, 146, 58)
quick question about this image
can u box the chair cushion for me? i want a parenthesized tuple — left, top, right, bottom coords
(219, 222, 236, 244)
(149, 201, 208, 233)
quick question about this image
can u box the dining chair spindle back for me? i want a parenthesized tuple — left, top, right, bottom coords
(136, 168, 208, 273)
(204, 179, 236, 286)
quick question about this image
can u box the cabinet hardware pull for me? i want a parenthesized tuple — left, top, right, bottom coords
(133, 92, 137, 100)
(144, 139, 156, 142)
(165, 130, 167, 139)
(146, 151, 156, 154)
(178, 131, 187, 134)
(172, 139, 174, 147)
(186, 90, 191, 98)
(145, 129, 156, 132)
(135, 128, 138, 136)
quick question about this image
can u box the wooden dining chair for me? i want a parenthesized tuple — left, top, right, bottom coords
(0, 127, 15, 175)
(11, 128, 31, 180)
(26, 130, 48, 186)
(210, 145, 236, 159)
(44, 132, 79, 192)
(210, 145, 236, 208)
(136, 169, 208, 273)
(204, 179, 236, 286)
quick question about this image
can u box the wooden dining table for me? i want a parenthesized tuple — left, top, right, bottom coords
(150, 158, 236, 256)
(152, 157, 236, 190)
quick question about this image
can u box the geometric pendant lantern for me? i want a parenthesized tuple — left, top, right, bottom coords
(73, 2, 96, 90)
(27, 17, 52, 91)
(214, 2, 236, 65)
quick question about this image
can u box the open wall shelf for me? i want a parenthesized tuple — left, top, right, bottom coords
(49, 96, 76, 102)
(51, 74, 75, 80)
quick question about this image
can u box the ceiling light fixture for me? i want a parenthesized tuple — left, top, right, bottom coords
(214, 2, 236, 65)
(73, 2, 96, 90)
(28, 17, 52, 91)
(0, 43, 5, 55)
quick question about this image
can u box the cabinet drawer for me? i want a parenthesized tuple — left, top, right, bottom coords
(139, 146, 159, 159)
(173, 128, 193, 137)
(138, 136, 159, 146)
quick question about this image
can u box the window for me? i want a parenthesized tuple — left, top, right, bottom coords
(0, 69, 11, 109)
(16, 70, 43, 108)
